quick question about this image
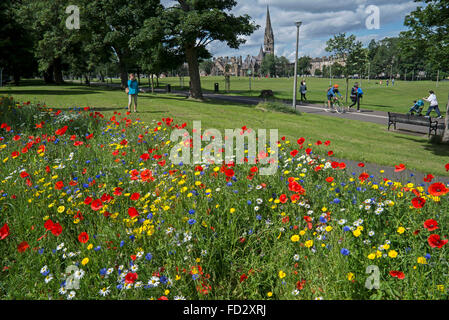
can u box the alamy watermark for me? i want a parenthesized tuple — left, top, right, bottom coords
(169, 121, 279, 175)
(365, 5, 380, 30)
(65, 5, 80, 30)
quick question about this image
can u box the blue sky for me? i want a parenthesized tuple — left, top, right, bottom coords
(162, 0, 424, 62)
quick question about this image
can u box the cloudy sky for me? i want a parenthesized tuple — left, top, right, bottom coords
(162, 0, 423, 62)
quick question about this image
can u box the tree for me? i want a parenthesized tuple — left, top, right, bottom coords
(261, 54, 276, 77)
(141, 1, 258, 99)
(84, 0, 161, 88)
(0, 0, 36, 84)
(326, 33, 366, 103)
(297, 56, 312, 75)
(199, 59, 215, 75)
(402, 0, 449, 143)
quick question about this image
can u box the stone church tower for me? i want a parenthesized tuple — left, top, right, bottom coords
(264, 6, 274, 56)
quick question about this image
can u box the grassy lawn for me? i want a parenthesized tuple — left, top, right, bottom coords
(91, 76, 449, 114)
(1, 81, 448, 176)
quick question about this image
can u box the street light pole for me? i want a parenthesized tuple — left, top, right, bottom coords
(293, 21, 302, 110)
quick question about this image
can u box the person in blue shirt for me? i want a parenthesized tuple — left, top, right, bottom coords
(407, 99, 424, 116)
(327, 84, 342, 112)
(127, 73, 139, 113)
(349, 83, 363, 112)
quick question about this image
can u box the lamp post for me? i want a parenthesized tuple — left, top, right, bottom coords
(293, 21, 302, 110)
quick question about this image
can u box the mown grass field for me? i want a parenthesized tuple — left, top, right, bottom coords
(1, 95, 449, 300)
(96, 76, 449, 114)
(1, 81, 448, 177)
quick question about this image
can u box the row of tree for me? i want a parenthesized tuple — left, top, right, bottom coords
(0, 0, 257, 99)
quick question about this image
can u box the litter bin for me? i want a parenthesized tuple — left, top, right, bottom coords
(214, 83, 219, 93)
(166, 84, 171, 93)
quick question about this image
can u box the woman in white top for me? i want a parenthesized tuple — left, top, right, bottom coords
(424, 90, 442, 119)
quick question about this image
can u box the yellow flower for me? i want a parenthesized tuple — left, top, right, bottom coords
(305, 240, 313, 248)
(291, 235, 300, 242)
(388, 250, 398, 258)
(57, 206, 65, 213)
(278, 270, 286, 279)
(164, 289, 170, 295)
(87, 244, 93, 250)
(325, 226, 333, 232)
(417, 257, 427, 264)
(267, 292, 273, 297)
(383, 243, 390, 250)
(347, 272, 355, 281)
(353, 229, 361, 237)
(299, 230, 306, 236)
(397, 227, 405, 234)
(81, 257, 89, 265)
(175, 275, 181, 280)
(437, 285, 444, 292)
(367, 253, 376, 260)
(230, 208, 235, 214)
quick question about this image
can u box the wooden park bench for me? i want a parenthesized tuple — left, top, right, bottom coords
(388, 112, 445, 136)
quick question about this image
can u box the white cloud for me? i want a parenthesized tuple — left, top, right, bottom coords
(207, 0, 422, 61)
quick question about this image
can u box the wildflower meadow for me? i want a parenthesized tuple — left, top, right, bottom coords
(1, 95, 449, 300)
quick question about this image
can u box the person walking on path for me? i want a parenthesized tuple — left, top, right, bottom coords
(126, 73, 139, 113)
(299, 80, 307, 104)
(348, 82, 363, 112)
(423, 90, 442, 119)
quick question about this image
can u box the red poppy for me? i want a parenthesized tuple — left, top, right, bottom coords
(331, 162, 339, 169)
(20, 171, 29, 178)
(130, 193, 140, 201)
(84, 196, 93, 205)
(324, 140, 331, 146)
(411, 197, 426, 209)
(91, 199, 103, 211)
(13, 135, 21, 141)
(250, 166, 258, 173)
(17, 241, 29, 252)
(428, 234, 448, 249)
(50, 223, 62, 237)
(305, 148, 312, 155)
(394, 164, 406, 172)
(290, 150, 299, 157)
(113, 187, 123, 196)
(326, 177, 334, 183)
(389, 270, 405, 280)
(44, 219, 54, 230)
(0, 223, 10, 240)
(279, 194, 288, 204)
(337, 162, 346, 170)
(359, 172, 369, 181)
(11, 151, 19, 158)
(54, 181, 64, 190)
(423, 219, 439, 231)
(446, 163, 449, 172)
(78, 232, 89, 243)
(428, 182, 449, 197)
(125, 272, 138, 284)
(297, 137, 305, 145)
(100, 193, 113, 203)
(327, 151, 334, 156)
(424, 174, 434, 183)
(358, 162, 365, 168)
(157, 160, 166, 167)
(239, 274, 248, 283)
(55, 126, 68, 135)
(128, 207, 139, 219)
(296, 279, 306, 290)
(157, 296, 168, 300)
(140, 153, 150, 161)
(225, 168, 235, 177)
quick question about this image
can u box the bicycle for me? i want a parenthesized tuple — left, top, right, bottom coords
(324, 97, 347, 114)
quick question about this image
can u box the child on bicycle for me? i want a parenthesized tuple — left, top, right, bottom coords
(407, 99, 424, 116)
(327, 84, 342, 112)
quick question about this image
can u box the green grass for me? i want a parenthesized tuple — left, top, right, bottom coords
(1, 80, 448, 177)
(91, 76, 449, 114)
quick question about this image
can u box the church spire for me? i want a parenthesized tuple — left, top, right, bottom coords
(264, 6, 274, 56)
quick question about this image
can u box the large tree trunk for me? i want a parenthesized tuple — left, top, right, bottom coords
(13, 69, 20, 86)
(43, 65, 54, 84)
(118, 57, 128, 89)
(442, 93, 449, 144)
(53, 57, 64, 85)
(151, 74, 155, 93)
(185, 45, 203, 99)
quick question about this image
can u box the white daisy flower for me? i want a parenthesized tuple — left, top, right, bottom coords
(99, 287, 110, 296)
(67, 291, 76, 300)
(44, 274, 53, 283)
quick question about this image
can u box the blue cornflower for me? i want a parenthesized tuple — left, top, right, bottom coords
(188, 219, 196, 225)
(340, 248, 350, 256)
(145, 253, 153, 261)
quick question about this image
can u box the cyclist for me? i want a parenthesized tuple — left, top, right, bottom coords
(327, 84, 342, 112)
